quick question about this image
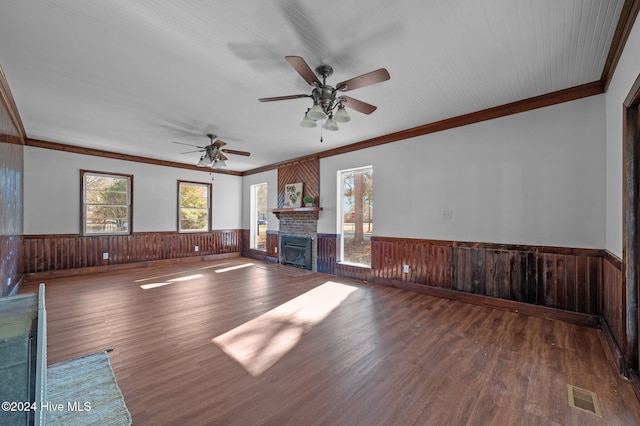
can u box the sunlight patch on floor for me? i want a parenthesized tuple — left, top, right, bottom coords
(139, 274, 203, 289)
(199, 262, 235, 270)
(212, 281, 358, 376)
(140, 282, 172, 290)
(135, 271, 193, 283)
(214, 263, 254, 273)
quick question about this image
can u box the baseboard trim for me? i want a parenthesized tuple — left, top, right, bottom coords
(24, 252, 241, 281)
(241, 250, 278, 263)
(600, 318, 627, 376)
(374, 276, 601, 329)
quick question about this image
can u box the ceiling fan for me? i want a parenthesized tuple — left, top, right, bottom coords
(259, 56, 390, 131)
(172, 134, 250, 169)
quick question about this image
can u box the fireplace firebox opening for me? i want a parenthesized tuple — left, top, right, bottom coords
(281, 235, 312, 270)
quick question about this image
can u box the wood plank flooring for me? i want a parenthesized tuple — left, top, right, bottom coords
(21, 257, 640, 425)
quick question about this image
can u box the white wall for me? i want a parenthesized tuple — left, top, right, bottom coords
(29, 79, 611, 249)
(24, 146, 242, 234)
(242, 169, 279, 231)
(605, 17, 640, 258)
(320, 95, 606, 248)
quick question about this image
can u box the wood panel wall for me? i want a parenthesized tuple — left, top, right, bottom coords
(266, 231, 279, 259)
(240, 230, 278, 262)
(23, 230, 241, 275)
(316, 235, 605, 317)
(0, 67, 25, 296)
(0, 143, 23, 296)
(317, 233, 337, 274)
(277, 157, 320, 208)
(603, 252, 626, 361)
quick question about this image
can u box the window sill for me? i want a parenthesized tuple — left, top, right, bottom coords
(337, 261, 372, 269)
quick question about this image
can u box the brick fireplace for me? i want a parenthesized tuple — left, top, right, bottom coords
(272, 156, 322, 270)
(273, 209, 321, 271)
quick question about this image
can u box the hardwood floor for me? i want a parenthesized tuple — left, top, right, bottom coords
(21, 257, 640, 425)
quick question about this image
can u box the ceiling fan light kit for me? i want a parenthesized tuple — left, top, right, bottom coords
(211, 158, 226, 169)
(322, 118, 339, 131)
(307, 103, 328, 121)
(173, 134, 250, 168)
(259, 56, 389, 134)
(333, 106, 350, 123)
(299, 110, 318, 128)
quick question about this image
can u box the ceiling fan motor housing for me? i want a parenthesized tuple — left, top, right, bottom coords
(312, 86, 337, 114)
(204, 146, 218, 161)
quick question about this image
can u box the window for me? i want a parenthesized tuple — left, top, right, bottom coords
(250, 183, 268, 250)
(338, 166, 373, 266)
(82, 170, 132, 235)
(178, 181, 211, 232)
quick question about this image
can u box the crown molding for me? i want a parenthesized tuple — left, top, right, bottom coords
(243, 81, 604, 175)
(25, 138, 243, 176)
(602, 0, 640, 91)
(0, 64, 26, 142)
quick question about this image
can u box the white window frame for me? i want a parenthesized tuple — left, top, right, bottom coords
(250, 182, 268, 251)
(82, 170, 132, 236)
(337, 165, 373, 267)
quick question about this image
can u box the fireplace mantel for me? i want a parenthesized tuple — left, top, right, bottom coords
(270, 207, 323, 219)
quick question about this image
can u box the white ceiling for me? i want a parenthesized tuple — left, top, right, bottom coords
(0, 0, 625, 172)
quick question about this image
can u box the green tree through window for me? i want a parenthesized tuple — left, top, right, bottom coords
(179, 181, 211, 232)
(340, 166, 373, 266)
(82, 171, 132, 235)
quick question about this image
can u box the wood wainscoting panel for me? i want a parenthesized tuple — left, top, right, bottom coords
(538, 252, 601, 315)
(0, 74, 25, 295)
(450, 247, 535, 303)
(322, 237, 604, 317)
(266, 231, 279, 259)
(241, 229, 279, 262)
(317, 234, 337, 274)
(603, 252, 626, 359)
(23, 230, 241, 274)
(335, 262, 373, 282)
(240, 229, 250, 257)
(0, 235, 22, 296)
(372, 237, 452, 288)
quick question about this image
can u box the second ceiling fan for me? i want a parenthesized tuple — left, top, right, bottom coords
(259, 56, 390, 131)
(173, 134, 250, 169)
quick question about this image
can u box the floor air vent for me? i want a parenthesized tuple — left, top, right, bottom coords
(567, 385, 602, 417)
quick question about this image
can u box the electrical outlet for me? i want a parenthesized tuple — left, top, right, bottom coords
(442, 210, 453, 220)
(102, 252, 109, 260)
(194, 246, 199, 252)
(403, 264, 410, 273)
(274, 247, 278, 253)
